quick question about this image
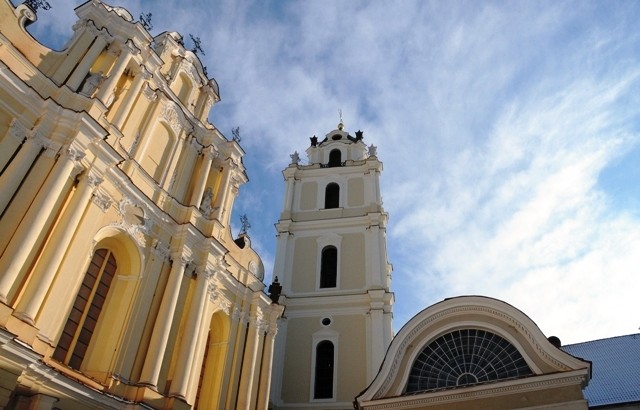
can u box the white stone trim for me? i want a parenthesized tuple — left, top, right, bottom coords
(310, 329, 339, 403)
(315, 234, 342, 291)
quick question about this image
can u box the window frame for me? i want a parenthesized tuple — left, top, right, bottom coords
(328, 149, 342, 167)
(53, 248, 117, 370)
(319, 246, 338, 288)
(324, 182, 340, 209)
(316, 235, 342, 291)
(310, 330, 339, 402)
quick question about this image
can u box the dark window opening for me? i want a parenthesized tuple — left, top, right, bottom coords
(314, 341, 334, 399)
(324, 183, 339, 209)
(320, 246, 337, 288)
(328, 149, 342, 167)
(405, 329, 533, 393)
(53, 248, 116, 369)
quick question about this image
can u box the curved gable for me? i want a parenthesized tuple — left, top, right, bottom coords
(356, 296, 591, 409)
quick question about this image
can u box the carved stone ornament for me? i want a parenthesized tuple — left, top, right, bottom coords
(91, 192, 112, 212)
(64, 145, 86, 163)
(80, 71, 104, 97)
(207, 280, 218, 300)
(87, 173, 104, 189)
(72, 19, 88, 32)
(151, 239, 171, 259)
(111, 198, 148, 246)
(216, 297, 232, 315)
(251, 314, 268, 333)
(8, 119, 27, 142)
(125, 39, 141, 55)
(42, 139, 61, 158)
(267, 326, 278, 337)
(106, 219, 146, 247)
(161, 102, 184, 134)
(141, 83, 157, 101)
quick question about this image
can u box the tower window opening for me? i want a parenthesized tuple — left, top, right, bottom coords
(328, 149, 342, 167)
(314, 340, 334, 399)
(53, 248, 117, 369)
(320, 246, 337, 288)
(324, 183, 340, 209)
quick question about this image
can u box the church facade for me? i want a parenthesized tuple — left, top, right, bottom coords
(0, 1, 282, 409)
(0, 1, 635, 410)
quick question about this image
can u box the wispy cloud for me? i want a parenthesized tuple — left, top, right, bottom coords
(31, 0, 640, 343)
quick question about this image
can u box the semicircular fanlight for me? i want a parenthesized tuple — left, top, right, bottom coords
(406, 329, 533, 393)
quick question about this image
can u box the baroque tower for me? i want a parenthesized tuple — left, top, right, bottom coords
(270, 122, 394, 408)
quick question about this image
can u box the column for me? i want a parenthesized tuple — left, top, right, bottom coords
(66, 26, 111, 91)
(189, 146, 216, 207)
(0, 120, 27, 171)
(13, 171, 102, 323)
(236, 311, 263, 410)
(113, 243, 169, 379)
(282, 168, 296, 213)
(256, 326, 277, 410)
(0, 146, 85, 304)
(224, 308, 249, 410)
(0, 132, 44, 214)
(368, 290, 386, 382)
(169, 266, 211, 399)
(139, 254, 187, 386)
(96, 44, 131, 106)
(219, 307, 241, 409)
(211, 160, 234, 221)
(112, 67, 150, 129)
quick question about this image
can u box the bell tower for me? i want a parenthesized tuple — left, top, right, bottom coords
(270, 122, 394, 408)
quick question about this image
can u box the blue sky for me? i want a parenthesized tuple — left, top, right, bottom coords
(28, 0, 640, 344)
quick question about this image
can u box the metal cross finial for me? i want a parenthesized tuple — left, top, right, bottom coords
(338, 109, 344, 130)
(240, 213, 251, 235)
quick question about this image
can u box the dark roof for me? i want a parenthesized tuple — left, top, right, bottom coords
(562, 333, 640, 407)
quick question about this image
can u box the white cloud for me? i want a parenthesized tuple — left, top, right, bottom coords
(32, 0, 640, 344)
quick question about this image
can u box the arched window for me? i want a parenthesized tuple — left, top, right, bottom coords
(406, 329, 533, 393)
(320, 246, 337, 288)
(196, 312, 230, 408)
(328, 149, 342, 167)
(53, 248, 117, 369)
(324, 183, 340, 209)
(314, 341, 334, 399)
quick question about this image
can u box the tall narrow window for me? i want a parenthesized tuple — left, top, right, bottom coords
(328, 149, 342, 167)
(314, 341, 334, 399)
(320, 246, 337, 288)
(325, 183, 340, 209)
(53, 248, 117, 369)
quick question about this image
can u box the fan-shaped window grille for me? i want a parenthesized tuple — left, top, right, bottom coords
(406, 329, 533, 393)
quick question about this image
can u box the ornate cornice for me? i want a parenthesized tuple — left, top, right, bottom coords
(362, 372, 587, 410)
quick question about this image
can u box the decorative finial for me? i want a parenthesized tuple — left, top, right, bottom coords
(338, 109, 344, 130)
(268, 276, 282, 304)
(232, 126, 241, 143)
(239, 213, 251, 235)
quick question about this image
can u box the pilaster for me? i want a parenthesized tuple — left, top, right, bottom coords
(139, 253, 188, 386)
(0, 146, 85, 304)
(14, 170, 102, 323)
(0, 131, 45, 214)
